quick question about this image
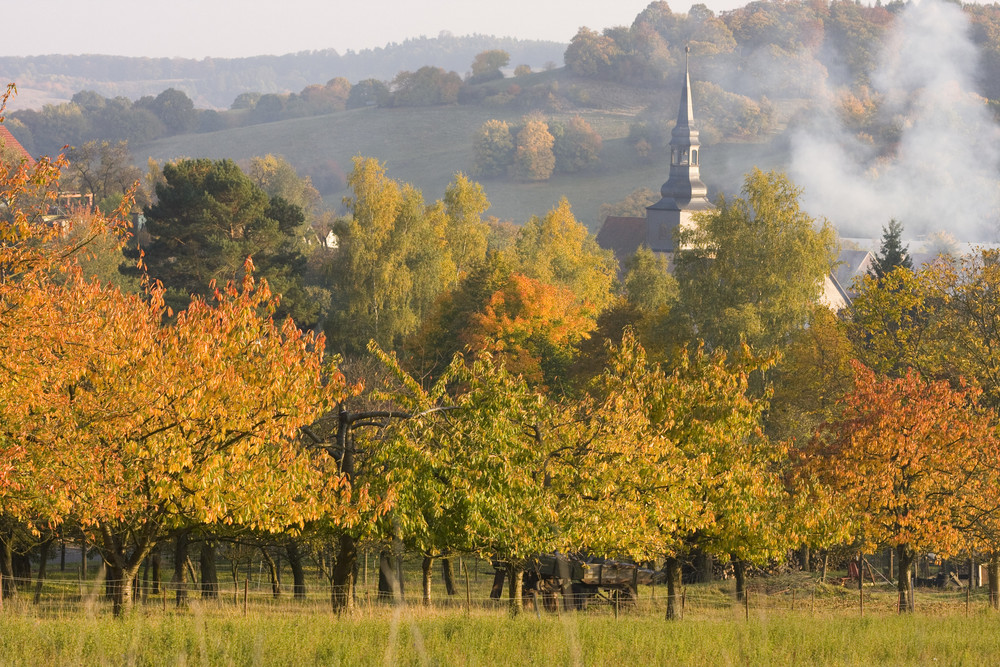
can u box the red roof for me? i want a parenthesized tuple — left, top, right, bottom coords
(0, 125, 35, 166)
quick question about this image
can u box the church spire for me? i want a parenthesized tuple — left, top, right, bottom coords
(660, 45, 707, 205)
(644, 46, 713, 253)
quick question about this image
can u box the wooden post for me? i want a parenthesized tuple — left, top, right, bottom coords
(811, 589, 815, 615)
(163, 585, 167, 613)
(243, 578, 249, 616)
(1, 572, 4, 612)
(792, 588, 796, 611)
(860, 580, 864, 617)
(533, 592, 541, 620)
(614, 592, 619, 620)
(967, 578, 971, 617)
(744, 588, 749, 621)
(464, 561, 471, 614)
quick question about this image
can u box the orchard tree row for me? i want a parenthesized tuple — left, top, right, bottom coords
(4, 93, 1000, 616)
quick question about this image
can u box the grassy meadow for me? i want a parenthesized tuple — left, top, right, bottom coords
(4, 566, 1000, 665)
(137, 75, 792, 232)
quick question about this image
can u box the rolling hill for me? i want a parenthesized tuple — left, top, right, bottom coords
(136, 72, 793, 231)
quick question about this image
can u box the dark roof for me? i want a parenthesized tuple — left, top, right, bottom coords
(596, 216, 646, 269)
(0, 125, 35, 166)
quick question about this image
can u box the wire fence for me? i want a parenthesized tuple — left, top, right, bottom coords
(2, 567, 996, 620)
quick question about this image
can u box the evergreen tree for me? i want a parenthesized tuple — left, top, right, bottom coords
(132, 158, 316, 326)
(870, 218, 913, 280)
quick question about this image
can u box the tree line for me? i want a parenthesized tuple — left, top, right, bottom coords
(3, 89, 1000, 617)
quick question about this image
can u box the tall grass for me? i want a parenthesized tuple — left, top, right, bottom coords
(3, 590, 1000, 666)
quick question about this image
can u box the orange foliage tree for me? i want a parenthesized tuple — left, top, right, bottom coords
(0, 89, 364, 612)
(801, 362, 998, 612)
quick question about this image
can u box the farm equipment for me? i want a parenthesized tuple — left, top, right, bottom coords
(492, 554, 665, 610)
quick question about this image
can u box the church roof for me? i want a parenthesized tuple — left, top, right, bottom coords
(0, 125, 35, 166)
(596, 216, 647, 270)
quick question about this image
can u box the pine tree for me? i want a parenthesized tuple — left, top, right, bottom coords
(870, 218, 913, 280)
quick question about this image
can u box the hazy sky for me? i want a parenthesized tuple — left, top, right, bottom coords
(6, 0, 751, 59)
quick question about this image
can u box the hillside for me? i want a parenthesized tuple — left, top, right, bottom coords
(137, 72, 792, 231)
(1, 35, 566, 111)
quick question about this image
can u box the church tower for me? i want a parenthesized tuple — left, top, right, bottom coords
(645, 47, 713, 253)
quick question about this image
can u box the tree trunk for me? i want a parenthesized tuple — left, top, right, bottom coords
(989, 553, 1000, 610)
(0, 532, 16, 599)
(33, 539, 52, 605)
(799, 545, 811, 572)
(733, 559, 747, 602)
(665, 556, 683, 620)
(897, 544, 915, 613)
(174, 531, 189, 606)
(696, 551, 713, 583)
(377, 547, 395, 601)
(422, 556, 434, 606)
(331, 533, 356, 612)
(442, 558, 457, 596)
(490, 562, 506, 600)
(286, 540, 307, 600)
(200, 541, 218, 599)
(507, 562, 523, 615)
(151, 550, 161, 594)
(260, 548, 281, 598)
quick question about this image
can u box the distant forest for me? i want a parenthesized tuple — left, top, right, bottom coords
(0, 34, 566, 109)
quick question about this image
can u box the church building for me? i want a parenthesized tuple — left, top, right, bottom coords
(596, 50, 852, 311)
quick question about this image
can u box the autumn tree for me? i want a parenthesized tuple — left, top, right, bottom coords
(802, 363, 995, 612)
(511, 117, 555, 181)
(514, 197, 617, 314)
(550, 116, 603, 173)
(564, 27, 620, 77)
(391, 67, 462, 107)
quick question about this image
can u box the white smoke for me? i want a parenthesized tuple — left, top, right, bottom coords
(789, 0, 1000, 242)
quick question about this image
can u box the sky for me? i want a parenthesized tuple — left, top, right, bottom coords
(6, 0, 752, 59)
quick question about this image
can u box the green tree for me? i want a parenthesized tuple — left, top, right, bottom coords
(870, 218, 913, 280)
(674, 169, 837, 354)
(472, 119, 514, 177)
(62, 140, 147, 209)
(391, 67, 462, 107)
(135, 158, 315, 326)
(326, 157, 453, 356)
(469, 50, 510, 83)
(442, 172, 490, 279)
(140, 88, 196, 135)
(346, 79, 390, 109)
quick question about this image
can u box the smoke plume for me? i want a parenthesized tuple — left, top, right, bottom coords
(789, 0, 1000, 243)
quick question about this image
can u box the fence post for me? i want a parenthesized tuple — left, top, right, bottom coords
(0, 572, 3, 612)
(243, 578, 249, 616)
(792, 588, 795, 611)
(464, 561, 471, 614)
(744, 588, 749, 621)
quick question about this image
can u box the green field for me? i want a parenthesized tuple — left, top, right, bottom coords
(4, 570, 1000, 665)
(137, 77, 793, 232)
